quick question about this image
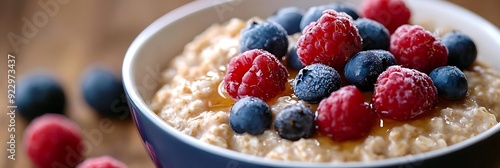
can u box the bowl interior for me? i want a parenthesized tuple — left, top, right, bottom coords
(123, 0, 500, 167)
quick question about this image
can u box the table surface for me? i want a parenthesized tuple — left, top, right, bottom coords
(0, 0, 499, 168)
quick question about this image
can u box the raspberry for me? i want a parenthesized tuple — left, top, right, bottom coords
(224, 49, 288, 101)
(390, 25, 448, 73)
(23, 114, 84, 168)
(77, 156, 128, 168)
(360, 0, 411, 33)
(372, 66, 438, 120)
(316, 86, 377, 141)
(297, 10, 362, 70)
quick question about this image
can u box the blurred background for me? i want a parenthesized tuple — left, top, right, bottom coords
(0, 0, 498, 168)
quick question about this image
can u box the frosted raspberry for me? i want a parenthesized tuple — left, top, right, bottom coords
(297, 10, 362, 70)
(360, 0, 411, 33)
(77, 156, 128, 168)
(224, 49, 288, 101)
(316, 86, 377, 141)
(390, 25, 448, 73)
(372, 66, 438, 120)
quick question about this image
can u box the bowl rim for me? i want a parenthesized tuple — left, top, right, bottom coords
(123, 0, 500, 167)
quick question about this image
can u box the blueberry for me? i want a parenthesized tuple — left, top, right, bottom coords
(240, 21, 289, 58)
(442, 31, 477, 69)
(429, 66, 468, 100)
(344, 50, 385, 91)
(286, 45, 304, 70)
(267, 7, 303, 35)
(293, 63, 341, 103)
(331, 3, 359, 20)
(356, 18, 390, 51)
(372, 49, 397, 68)
(274, 104, 315, 141)
(16, 73, 66, 121)
(81, 67, 129, 118)
(300, 4, 359, 31)
(229, 97, 272, 135)
(300, 5, 334, 31)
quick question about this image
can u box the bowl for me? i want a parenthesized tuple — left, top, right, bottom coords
(123, 0, 500, 167)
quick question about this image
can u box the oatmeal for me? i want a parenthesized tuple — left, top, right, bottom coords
(150, 18, 499, 162)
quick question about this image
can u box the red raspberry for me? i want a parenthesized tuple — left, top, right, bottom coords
(316, 86, 377, 141)
(23, 114, 84, 168)
(390, 25, 448, 73)
(360, 0, 411, 33)
(77, 156, 128, 168)
(224, 49, 288, 101)
(372, 66, 438, 120)
(296, 10, 362, 70)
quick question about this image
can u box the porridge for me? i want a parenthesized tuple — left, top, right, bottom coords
(150, 18, 499, 162)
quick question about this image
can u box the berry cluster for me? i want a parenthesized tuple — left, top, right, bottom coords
(225, 0, 477, 141)
(18, 66, 130, 167)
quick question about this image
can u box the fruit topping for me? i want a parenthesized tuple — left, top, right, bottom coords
(390, 24, 448, 73)
(293, 63, 342, 103)
(239, 21, 289, 58)
(372, 66, 438, 120)
(274, 104, 315, 141)
(429, 66, 468, 100)
(224, 49, 288, 101)
(442, 31, 478, 69)
(316, 86, 377, 141)
(360, 0, 411, 33)
(229, 97, 272, 135)
(355, 18, 390, 51)
(297, 10, 362, 70)
(267, 7, 304, 35)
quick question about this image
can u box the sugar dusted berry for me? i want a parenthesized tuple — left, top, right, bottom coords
(429, 66, 468, 100)
(293, 63, 342, 103)
(390, 25, 448, 73)
(442, 31, 477, 69)
(372, 66, 438, 120)
(356, 18, 390, 51)
(372, 49, 398, 68)
(297, 10, 362, 70)
(17, 73, 66, 120)
(344, 50, 385, 91)
(267, 7, 303, 35)
(224, 49, 288, 101)
(274, 104, 315, 141)
(240, 21, 289, 58)
(229, 97, 272, 135)
(77, 156, 128, 168)
(24, 114, 83, 168)
(360, 0, 411, 33)
(316, 86, 376, 141)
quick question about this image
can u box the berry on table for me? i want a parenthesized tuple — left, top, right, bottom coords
(429, 66, 468, 100)
(316, 86, 377, 141)
(286, 45, 304, 70)
(77, 156, 128, 168)
(229, 97, 272, 135)
(274, 104, 315, 141)
(360, 0, 411, 33)
(81, 66, 130, 118)
(442, 31, 477, 69)
(239, 21, 289, 58)
(390, 25, 448, 73)
(293, 63, 342, 103)
(267, 7, 303, 35)
(344, 50, 385, 91)
(297, 10, 362, 70)
(224, 49, 288, 101)
(16, 73, 66, 121)
(355, 18, 390, 51)
(372, 66, 438, 120)
(24, 114, 83, 168)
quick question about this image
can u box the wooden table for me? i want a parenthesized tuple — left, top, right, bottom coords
(0, 0, 498, 168)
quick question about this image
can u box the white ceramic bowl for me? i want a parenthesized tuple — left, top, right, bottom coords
(123, 0, 500, 167)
